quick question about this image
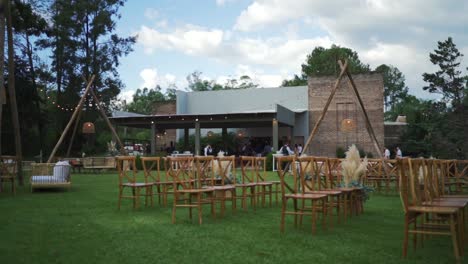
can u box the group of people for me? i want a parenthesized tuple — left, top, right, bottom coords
(279, 143, 303, 156)
(383, 146, 402, 159)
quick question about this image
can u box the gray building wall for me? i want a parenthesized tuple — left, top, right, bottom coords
(182, 86, 308, 114)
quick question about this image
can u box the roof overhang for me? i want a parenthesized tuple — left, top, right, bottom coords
(110, 112, 286, 129)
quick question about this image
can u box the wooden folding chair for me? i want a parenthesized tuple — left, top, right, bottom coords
(254, 157, 273, 207)
(277, 156, 327, 234)
(399, 158, 464, 261)
(0, 156, 17, 195)
(299, 156, 343, 228)
(366, 159, 384, 192)
(141, 157, 173, 206)
(116, 156, 153, 210)
(196, 156, 236, 217)
(167, 156, 215, 224)
(238, 156, 258, 210)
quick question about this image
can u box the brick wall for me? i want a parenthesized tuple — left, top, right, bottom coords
(152, 101, 177, 151)
(308, 73, 384, 157)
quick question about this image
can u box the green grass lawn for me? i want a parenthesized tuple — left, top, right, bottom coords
(0, 171, 464, 264)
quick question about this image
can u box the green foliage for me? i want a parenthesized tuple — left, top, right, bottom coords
(124, 87, 170, 114)
(302, 44, 370, 77)
(282, 74, 307, 87)
(375, 64, 408, 113)
(336, 147, 346, 158)
(422, 37, 467, 107)
(186, 71, 258, 92)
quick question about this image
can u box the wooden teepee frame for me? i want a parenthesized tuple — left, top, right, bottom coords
(302, 59, 385, 162)
(47, 75, 125, 163)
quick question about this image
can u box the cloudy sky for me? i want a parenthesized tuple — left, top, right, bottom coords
(116, 0, 468, 102)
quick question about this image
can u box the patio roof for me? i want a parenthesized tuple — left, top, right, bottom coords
(109, 111, 287, 129)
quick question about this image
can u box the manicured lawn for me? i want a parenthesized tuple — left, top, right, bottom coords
(0, 171, 463, 264)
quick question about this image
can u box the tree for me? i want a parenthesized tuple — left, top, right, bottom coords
(375, 64, 408, 113)
(124, 87, 167, 114)
(282, 74, 307, 87)
(302, 44, 370, 77)
(186, 71, 257, 91)
(422, 37, 467, 107)
(282, 44, 370, 86)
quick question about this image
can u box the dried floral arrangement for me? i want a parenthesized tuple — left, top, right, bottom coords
(340, 144, 373, 200)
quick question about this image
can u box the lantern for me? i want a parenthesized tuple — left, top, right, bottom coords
(340, 119, 356, 132)
(82, 122, 95, 134)
(236, 130, 245, 138)
(207, 131, 214, 137)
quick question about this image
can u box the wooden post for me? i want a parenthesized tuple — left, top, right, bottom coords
(6, 0, 23, 184)
(89, 87, 126, 154)
(338, 60, 384, 160)
(47, 75, 95, 162)
(302, 60, 348, 154)
(66, 106, 83, 157)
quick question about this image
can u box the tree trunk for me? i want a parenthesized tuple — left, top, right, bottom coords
(6, 0, 23, 184)
(26, 33, 44, 154)
(0, 0, 6, 155)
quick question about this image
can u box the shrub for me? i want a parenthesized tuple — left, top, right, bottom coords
(336, 147, 346, 158)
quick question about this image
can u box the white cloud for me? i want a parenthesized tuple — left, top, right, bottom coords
(144, 8, 159, 20)
(139, 68, 184, 92)
(216, 0, 237, 6)
(137, 25, 224, 55)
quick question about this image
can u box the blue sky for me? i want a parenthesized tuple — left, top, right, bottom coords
(116, 0, 468, 102)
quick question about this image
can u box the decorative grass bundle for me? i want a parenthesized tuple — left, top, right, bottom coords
(341, 144, 368, 187)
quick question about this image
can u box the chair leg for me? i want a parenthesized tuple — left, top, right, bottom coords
(280, 197, 286, 233)
(172, 200, 177, 224)
(403, 215, 409, 257)
(450, 214, 461, 261)
(232, 189, 237, 213)
(118, 186, 123, 210)
(198, 193, 203, 225)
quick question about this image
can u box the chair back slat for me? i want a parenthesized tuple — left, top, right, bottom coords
(166, 157, 194, 190)
(254, 157, 267, 182)
(328, 158, 342, 188)
(398, 158, 410, 213)
(215, 156, 235, 185)
(116, 156, 137, 185)
(141, 157, 161, 184)
(298, 156, 315, 192)
(240, 156, 256, 184)
(195, 156, 214, 187)
(277, 156, 297, 195)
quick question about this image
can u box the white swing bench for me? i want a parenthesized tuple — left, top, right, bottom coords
(30, 161, 72, 192)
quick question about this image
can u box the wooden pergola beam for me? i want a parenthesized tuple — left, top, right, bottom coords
(302, 60, 348, 154)
(47, 75, 96, 163)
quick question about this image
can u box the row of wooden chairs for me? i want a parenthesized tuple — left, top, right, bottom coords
(365, 158, 467, 194)
(116, 155, 280, 224)
(276, 156, 364, 234)
(398, 158, 467, 262)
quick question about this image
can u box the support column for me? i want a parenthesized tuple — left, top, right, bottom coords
(222, 127, 228, 152)
(272, 118, 279, 152)
(195, 122, 201, 156)
(184, 128, 189, 151)
(290, 126, 295, 147)
(151, 123, 156, 155)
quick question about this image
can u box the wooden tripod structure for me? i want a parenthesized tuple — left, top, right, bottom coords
(302, 59, 386, 162)
(47, 75, 125, 163)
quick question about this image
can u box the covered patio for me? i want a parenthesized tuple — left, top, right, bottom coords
(110, 104, 300, 156)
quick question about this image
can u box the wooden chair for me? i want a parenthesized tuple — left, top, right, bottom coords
(197, 156, 236, 217)
(0, 156, 17, 194)
(141, 157, 174, 206)
(277, 156, 327, 234)
(399, 158, 464, 261)
(299, 156, 343, 228)
(167, 156, 215, 224)
(238, 156, 258, 210)
(116, 156, 153, 210)
(365, 159, 384, 192)
(253, 157, 273, 207)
